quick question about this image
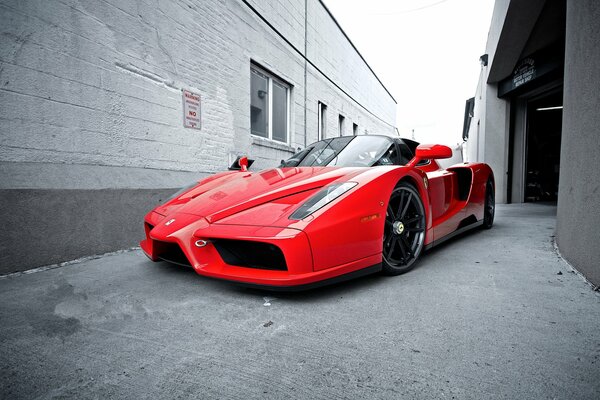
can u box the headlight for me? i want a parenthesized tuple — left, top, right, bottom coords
(165, 181, 199, 202)
(289, 182, 357, 220)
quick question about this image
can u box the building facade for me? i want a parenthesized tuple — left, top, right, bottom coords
(0, 0, 397, 273)
(464, 0, 600, 286)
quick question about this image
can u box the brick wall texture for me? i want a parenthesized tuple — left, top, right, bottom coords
(0, 0, 397, 183)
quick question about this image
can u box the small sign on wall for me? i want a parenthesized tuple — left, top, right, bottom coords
(183, 89, 201, 129)
(512, 58, 536, 89)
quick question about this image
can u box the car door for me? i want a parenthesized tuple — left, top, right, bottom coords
(419, 162, 466, 241)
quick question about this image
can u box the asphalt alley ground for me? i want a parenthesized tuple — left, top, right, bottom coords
(1, 204, 599, 399)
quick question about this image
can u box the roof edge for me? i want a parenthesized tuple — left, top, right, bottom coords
(317, 0, 398, 104)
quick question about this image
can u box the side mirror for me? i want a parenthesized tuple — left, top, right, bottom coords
(239, 156, 249, 172)
(407, 144, 452, 167)
(415, 144, 452, 160)
(228, 156, 255, 171)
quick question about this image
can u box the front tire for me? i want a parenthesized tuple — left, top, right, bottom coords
(382, 182, 426, 275)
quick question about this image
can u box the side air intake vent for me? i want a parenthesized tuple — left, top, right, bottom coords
(213, 240, 287, 271)
(457, 214, 478, 230)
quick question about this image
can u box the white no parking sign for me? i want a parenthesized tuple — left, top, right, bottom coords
(182, 90, 201, 130)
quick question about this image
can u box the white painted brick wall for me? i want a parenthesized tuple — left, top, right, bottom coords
(0, 0, 397, 186)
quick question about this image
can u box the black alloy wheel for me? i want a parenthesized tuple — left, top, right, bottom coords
(382, 182, 426, 275)
(483, 179, 495, 229)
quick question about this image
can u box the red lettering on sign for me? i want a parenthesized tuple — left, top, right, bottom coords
(184, 92, 200, 101)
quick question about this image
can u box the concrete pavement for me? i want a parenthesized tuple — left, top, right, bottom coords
(1, 204, 599, 399)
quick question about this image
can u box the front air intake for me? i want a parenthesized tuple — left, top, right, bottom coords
(154, 241, 192, 267)
(145, 223, 155, 236)
(213, 240, 287, 271)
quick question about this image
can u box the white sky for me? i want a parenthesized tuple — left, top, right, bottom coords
(323, 0, 495, 146)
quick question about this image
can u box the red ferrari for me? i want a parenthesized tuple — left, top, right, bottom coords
(141, 135, 494, 289)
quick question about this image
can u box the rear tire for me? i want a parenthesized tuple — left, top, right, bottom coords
(382, 182, 426, 275)
(482, 179, 495, 229)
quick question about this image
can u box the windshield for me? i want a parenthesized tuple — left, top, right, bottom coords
(282, 136, 400, 168)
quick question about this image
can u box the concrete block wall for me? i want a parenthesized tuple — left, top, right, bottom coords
(1, 0, 297, 173)
(0, 0, 397, 273)
(245, 0, 306, 52)
(556, 0, 600, 287)
(463, 0, 599, 287)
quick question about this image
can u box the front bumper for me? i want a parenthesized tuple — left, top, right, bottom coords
(140, 211, 380, 287)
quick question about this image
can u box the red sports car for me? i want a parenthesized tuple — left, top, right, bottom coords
(140, 135, 494, 289)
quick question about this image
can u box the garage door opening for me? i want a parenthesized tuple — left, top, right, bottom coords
(524, 91, 563, 203)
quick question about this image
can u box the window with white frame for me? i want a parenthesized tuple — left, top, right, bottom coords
(352, 122, 358, 136)
(338, 114, 345, 136)
(318, 101, 327, 140)
(250, 64, 291, 143)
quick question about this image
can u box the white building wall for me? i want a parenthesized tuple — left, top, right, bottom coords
(0, 0, 396, 272)
(0, 0, 395, 178)
(245, 0, 306, 51)
(0, 0, 294, 175)
(464, 0, 511, 203)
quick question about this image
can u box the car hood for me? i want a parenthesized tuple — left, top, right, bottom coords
(154, 167, 367, 223)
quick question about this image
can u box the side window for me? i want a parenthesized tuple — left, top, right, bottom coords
(298, 137, 353, 167)
(250, 64, 291, 143)
(375, 144, 401, 165)
(310, 137, 349, 166)
(280, 147, 312, 167)
(398, 140, 429, 166)
(398, 142, 413, 165)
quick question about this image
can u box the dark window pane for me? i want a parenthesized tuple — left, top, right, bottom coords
(462, 97, 475, 141)
(318, 102, 327, 139)
(272, 81, 287, 142)
(251, 69, 268, 137)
